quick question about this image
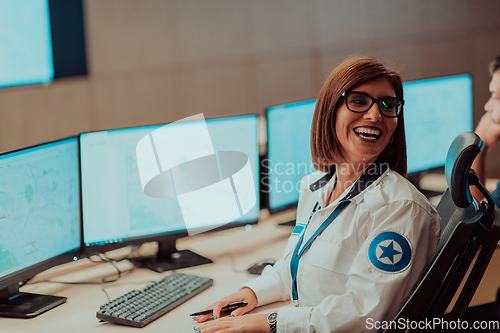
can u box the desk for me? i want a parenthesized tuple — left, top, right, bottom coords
(2, 175, 500, 332)
(0, 211, 295, 333)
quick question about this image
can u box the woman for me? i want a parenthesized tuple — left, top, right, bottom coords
(193, 57, 441, 332)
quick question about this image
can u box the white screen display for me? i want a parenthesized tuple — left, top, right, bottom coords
(81, 116, 259, 246)
(404, 74, 473, 174)
(266, 100, 315, 211)
(0, 0, 54, 88)
(0, 138, 81, 279)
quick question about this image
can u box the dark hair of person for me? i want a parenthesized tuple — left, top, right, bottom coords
(310, 56, 407, 177)
(489, 55, 500, 76)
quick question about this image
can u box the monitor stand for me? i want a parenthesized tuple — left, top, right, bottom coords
(278, 219, 296, 227)
(0, 283, 66, 318)
(130, 237, 213, 273)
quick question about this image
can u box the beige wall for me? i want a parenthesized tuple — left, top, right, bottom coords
(1, 0, 500, 176)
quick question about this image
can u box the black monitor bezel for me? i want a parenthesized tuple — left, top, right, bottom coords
(264, 98, 316, 215)
(404, 73, 474, 177)
(80, 114, 261, 255)
(0, 135, 83, 291)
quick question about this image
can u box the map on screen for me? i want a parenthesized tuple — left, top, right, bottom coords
(0, 138, 81, 278)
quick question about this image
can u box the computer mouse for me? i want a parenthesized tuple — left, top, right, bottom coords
(247, 258, 276, 275)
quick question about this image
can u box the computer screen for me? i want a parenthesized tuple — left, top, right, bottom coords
(80, 115, 259, 271)
(265, 99, 316, 213)
(0, 137, 81, 317)
(404, 74, 473, 174)
(0, 0, 54, 88)
(0, 0, 87, 89)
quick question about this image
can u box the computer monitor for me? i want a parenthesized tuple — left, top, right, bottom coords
(265, 99, 316, 215)
(0, 0, 86, 89)
(0, 137, 81, 318)
(80, 115, 259, 272)
(0, 0, 53, 87)
(404, 74, 473, 192)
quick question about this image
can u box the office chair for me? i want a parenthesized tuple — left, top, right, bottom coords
(384, 132, 500, 333)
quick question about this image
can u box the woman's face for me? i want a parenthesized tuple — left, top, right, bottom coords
(335, 77, 398, 166)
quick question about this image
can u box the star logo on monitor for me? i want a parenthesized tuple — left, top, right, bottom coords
(368, 232, 412, 273)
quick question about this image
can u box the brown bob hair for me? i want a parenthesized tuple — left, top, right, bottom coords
(310, 56, 407, 177)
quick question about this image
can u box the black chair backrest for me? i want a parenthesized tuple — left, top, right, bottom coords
(385, 132, 499, 333)
(445, 131, 483, 208)
(431, 132, 484, 261)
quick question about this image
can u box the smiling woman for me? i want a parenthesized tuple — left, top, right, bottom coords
(311, 57, 407, 178)
(192, 57, 441, 333)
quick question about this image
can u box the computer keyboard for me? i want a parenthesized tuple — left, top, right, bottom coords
(96, 272, 213, 328)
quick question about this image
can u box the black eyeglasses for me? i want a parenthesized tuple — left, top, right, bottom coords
(342, 91, 404, 118)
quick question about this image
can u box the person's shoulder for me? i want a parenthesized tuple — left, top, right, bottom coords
(379, 170, 427, 202)
(379, 169, 436, 213)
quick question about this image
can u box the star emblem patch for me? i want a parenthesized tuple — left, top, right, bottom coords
(368, 231, 412, 273)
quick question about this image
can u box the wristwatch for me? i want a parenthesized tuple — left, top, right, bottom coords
(267, 312, 278, 333)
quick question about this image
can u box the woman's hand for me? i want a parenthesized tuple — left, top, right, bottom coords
(193, 313, 271, 333)
(193, 287, 258, 322)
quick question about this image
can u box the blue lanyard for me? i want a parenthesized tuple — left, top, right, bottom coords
(290, 200, 350, 306)
(289, 162, 388, 306)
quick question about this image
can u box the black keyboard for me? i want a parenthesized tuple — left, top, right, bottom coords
(96, 272, 213, 328)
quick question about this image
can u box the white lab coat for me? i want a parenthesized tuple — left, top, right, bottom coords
(244, 168, 441, 333)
